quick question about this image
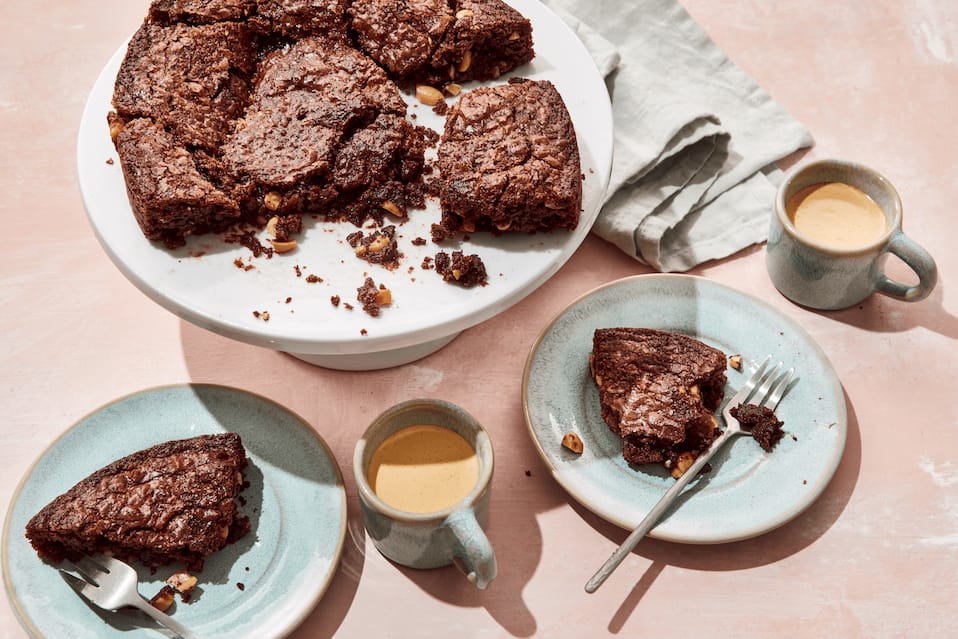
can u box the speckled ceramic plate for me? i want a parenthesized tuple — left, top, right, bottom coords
(522, 274, 846, 544)
(76, 0, 614, 369)
(2, 384, 347, 638)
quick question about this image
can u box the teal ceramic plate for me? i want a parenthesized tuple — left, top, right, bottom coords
(3, 384, 347, 638)
(522, 275, 846, 544)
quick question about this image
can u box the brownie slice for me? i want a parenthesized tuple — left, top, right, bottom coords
(435, 78, 581, 238)
(250, 0, 351, 39)
(431, 0, 534, 84)
(349, 0, 455, 81)
(112, 21, 256, 152)
(349, 0, 533, 85)
(111, 117, 241, 248)
(591, 328, 727, 477)
(25, 433, 250, 572)
(148, 0, 257, 25)
(223, 37, 430, 224)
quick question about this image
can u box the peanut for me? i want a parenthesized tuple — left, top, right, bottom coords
(270, 239, 297, 253)
(263, 191, 282, 211)
(561, 432, 584, 454)
(416, 85, 444, 106)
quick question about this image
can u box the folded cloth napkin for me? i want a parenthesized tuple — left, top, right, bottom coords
(542, 0, 814, 272)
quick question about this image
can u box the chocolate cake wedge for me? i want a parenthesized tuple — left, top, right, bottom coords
(590, 328, 727, 478)
(435, 78, 581, 239)
(25, 433, 250, 572)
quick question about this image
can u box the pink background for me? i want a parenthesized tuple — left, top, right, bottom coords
(2, 1, 956, 636)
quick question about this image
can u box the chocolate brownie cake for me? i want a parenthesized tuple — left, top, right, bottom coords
(590, 328, 727, 477)
(112, 21, 257, 152)
(349, 0, 533, 85)
(222, 36, 430, 224)
(111, 117, 241, 247)
(250, 0, 351, 39)
(25, 433, 249, 572)
(148, 0, 257, 25)
(434, 78, 581, 238)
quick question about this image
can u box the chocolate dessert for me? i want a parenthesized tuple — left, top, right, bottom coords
(222, 36, 430, 225)
(347, 225, 402, 269)
(250, 0, 351, 38)
(730, 403, 785, 452)
(25, 433, 249, 572)
(435, 78, 581, 239)
(434, 250, 488, 287)
(148, 0, 256, 25)
(349, 0, 533, 85)
(590, 328, 727, 478)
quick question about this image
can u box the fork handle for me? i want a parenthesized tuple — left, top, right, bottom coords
(130, 596, 202, 639)
(584, 428, 737, 593)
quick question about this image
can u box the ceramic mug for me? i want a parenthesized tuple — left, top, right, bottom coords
(353, 399, 497, 589)
(766, 158, 937, 310)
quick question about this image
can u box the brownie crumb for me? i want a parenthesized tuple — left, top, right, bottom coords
(330, 295, 341, 307)
(237, 582, 245, 591)
(730, 404, 785, 452)
(306, 274, 323, 283)
(347, 225, 402, 269)
(360, 328, 368, 335)
(421, 256, 434, 270)
(356, 277, 391, 316)
(411, 237, 427, 246)
(434, 251, 488, 287)
(268, 214, 303, 242)
(106, 157, 114, 165)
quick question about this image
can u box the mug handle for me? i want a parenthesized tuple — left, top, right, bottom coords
(876, 231, 938, 302)
(445, 508, 497, 589)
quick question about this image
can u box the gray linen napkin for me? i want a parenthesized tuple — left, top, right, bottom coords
(542, 0, 814, 272)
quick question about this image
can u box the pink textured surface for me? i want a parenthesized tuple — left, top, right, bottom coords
(1, 1, 956, 637)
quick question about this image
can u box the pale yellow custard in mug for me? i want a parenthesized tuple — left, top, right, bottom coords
(785, 182, 887, 249)
(367, 424, 479, 514)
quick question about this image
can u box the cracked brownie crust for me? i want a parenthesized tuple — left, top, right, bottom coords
(25, 433, 250, 571)
(591, 328, 727, 475)
(435, 78, 581, 237)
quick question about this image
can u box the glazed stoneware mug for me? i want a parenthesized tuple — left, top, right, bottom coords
(766, 158, 937, 310)
(354, 399, 497, 589)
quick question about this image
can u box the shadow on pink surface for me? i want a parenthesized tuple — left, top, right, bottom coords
(805, 282, 958, 340)
(568, 389, 861, 630)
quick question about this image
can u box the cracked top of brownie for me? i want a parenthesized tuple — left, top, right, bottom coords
(436, 78, 581, 233)
(25, 433, 249, 572)
(591, 328, 727, 444)
(113, 21, 257, 151)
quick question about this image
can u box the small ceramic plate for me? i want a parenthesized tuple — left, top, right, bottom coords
(522, 275, 847, 544)
(76, 0, 614, 368)
(3, 385, 347, 638)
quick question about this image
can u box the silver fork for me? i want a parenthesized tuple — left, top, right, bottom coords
(59, 555, 200, 639)
(585, 355, 795, 593)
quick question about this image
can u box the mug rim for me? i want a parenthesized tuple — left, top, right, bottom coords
(775, 158, 903, 256)
(353, 398, 495, 524)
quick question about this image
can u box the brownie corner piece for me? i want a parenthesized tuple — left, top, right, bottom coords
(437, 78, 581, 235)
(113, 118, 240, 248)
(438, 0, 534, 83)
(112, 20, 256, 151)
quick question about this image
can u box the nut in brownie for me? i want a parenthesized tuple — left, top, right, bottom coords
(222, 37, 431, 224)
